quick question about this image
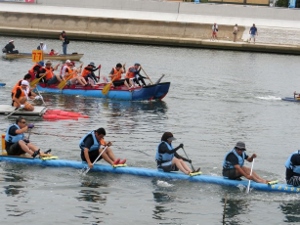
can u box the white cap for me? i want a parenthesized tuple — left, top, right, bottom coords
(9, 40, 14, 43)
(65, 59, 71, 64)
(21, 80, 29, 86)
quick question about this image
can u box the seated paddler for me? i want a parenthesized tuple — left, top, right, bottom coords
(12, 80, 36, 111)
(79, 128, 126, 169)
(222, 141, 270, 184)
(285, 150, 300, 187)
(155, 132, 198, 175)
(5, 116, 50, 158)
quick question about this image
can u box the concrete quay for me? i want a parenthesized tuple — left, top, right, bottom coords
(1, 1, 300, 55)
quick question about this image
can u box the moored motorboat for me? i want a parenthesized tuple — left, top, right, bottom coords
(3, 53, 84, 61)
(0, 155, 297, 194)
(36, 82, 170, 101)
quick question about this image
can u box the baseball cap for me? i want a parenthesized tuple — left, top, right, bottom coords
(21, 80, 29, 86)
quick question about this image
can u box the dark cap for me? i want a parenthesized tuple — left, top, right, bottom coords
(161, 132, 176, 142)
(235, 141, 246, 151)
(134, 63, 140, 67)
(88, 62, 95, 68)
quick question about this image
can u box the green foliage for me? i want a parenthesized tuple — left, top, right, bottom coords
(275, 0, 289, 7)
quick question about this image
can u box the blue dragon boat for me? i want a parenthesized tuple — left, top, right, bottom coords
(36, 82, 170, 101)
(0, 155, 298, 194)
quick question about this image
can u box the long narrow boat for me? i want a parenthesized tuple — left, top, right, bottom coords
(0, 155, 298, 194)
(3, 53, 84, 61)
(36, 82, 170, 101)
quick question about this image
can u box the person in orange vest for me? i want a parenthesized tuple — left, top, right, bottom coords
(108, 63, 131, 89)
(125, 63, 147, 87)
(28, 61, 45, 81)
(12, 80, 36, 111)
(67, 61, 87, 86)
(43, 61, 61, 85)
(11, 74, 32, 98)
(81, 62, 101, 84)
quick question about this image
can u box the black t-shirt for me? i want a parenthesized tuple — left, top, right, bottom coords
(5, 125, 18, 149)
(82, 134, 99, 151)
(224, 152, 248, 169)
(286, 153, 300, 180)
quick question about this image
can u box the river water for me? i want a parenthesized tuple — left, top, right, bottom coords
(0, 36, 300, 225)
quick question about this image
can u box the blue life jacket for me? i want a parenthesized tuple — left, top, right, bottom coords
(285, 150, 300, 175)
(223, 149, 246, 169)
(79, 131, 100, 153)
(5, 124, 24, 143)
(155, 141, 174, 167)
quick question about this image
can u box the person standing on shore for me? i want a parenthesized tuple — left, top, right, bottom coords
(59, 31, 70, 55)
(233, 24, 239, 42)
(248, 24, 258, 44)
(210, 23, 218, 41)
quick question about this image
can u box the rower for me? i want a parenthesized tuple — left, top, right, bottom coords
(11, 74, 33, 98)
(28, 61, 45, 81)
(155, 132, 199, 175)
(222, 141, 273, 184)
(12, 80, 36, 111)
(79, 127, 126, 169)
(108, 63, 131, 89)
(285, 150, 300, 187)
(5, 116, 50, 158)
(81, 62, 101, 85)
(43, 60, 61, 85)
(125, 63, 147, 87)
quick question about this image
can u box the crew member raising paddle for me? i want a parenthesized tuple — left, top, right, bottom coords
(155, 132, 200, 175)
(79, 128, 126, 169)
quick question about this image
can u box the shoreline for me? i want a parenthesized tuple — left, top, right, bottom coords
(1, 2, 300, 55)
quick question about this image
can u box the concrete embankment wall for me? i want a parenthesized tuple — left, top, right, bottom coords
(1, 1, 300, 54)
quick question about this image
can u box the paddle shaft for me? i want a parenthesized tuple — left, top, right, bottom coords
(5, 107, 22, 118)
(84, 146, 108, 174)
(141, 67, 153, 84)
(182, 147, 195, 171)
(246, 158, 255, 194)
(35, 88, 47, 107)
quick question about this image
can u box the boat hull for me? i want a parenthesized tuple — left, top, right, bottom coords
(3, 53, 84, 61)
(0, 156, 298, 194)
(36, 82, 170, 101)
(282, 97, 300, 102)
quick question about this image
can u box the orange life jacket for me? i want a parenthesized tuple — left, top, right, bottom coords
(28, 63, 41, 81)
(81, 67, 90, 77)
(45, 67, 54, 81)
(125, 66, 135, 79)
(12, 86, 27, 99)
(62, 66, 74, 79)
(111, 67, 122, 81)
(11, 80, 22, 95)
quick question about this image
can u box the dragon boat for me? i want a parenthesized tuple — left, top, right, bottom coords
(0, 155, 297, 194)
(36, 81, 170, 101)
(3, 53, 83, 61)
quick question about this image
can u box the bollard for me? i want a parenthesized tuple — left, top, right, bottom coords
(1, 134, 7, 155)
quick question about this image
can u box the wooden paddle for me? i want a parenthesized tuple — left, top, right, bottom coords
(58, 64, 83, 90)
(30, 73, 46, 87)
(102, 77, 117, 95)
(141, 67, 153, 85)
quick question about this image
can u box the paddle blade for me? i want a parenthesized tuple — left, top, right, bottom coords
(30, 73, 46, 87)
(102, 83, 112, 95)
(57, 80, 67, 89)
